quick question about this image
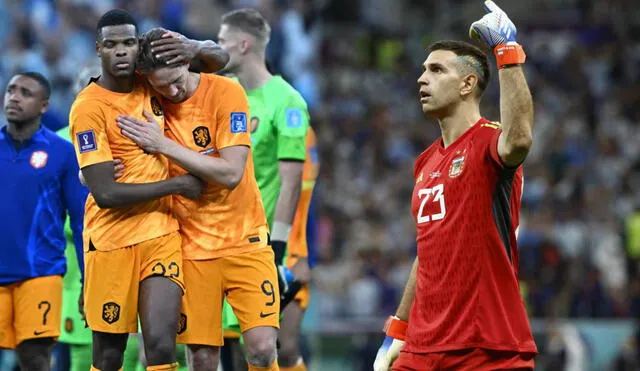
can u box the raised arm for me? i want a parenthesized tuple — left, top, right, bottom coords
(496, 67, 533, 167)
(470, 0, 534, 167)
(150, 31, 229, 73)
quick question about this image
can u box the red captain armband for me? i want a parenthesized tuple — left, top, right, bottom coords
(383, 316, 408, 341)
(494, 43, 526, 69)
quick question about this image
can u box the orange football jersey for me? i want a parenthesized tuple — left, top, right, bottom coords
(164, 73, 269, 260)
(69, 76, 178, 251)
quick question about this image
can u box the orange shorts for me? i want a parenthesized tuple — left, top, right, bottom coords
(392, 348, 535, 371)
(177, 247, 280, 346)
(83, 231, 184, 334)
(0, 275, 62, 349)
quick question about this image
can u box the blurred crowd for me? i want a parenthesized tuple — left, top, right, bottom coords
(309, 0, 640, 325)
(3, 0, 640, 346)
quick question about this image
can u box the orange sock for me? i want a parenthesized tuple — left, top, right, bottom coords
(146, 363, 178, 371)
(248, 360, 279, 371)
(90, 367, 123, 371)
(280, 360, 307, 371)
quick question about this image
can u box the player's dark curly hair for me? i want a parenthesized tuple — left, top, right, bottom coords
(96, 9, 138, 41)
(429, 40, 490, 96)
(136, 27, 179, 73)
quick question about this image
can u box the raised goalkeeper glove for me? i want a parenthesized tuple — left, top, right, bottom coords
(469, 0, 526, 69)
(373, 316, 408, 371)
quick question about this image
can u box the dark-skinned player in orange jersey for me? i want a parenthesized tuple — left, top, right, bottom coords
(68, 9, 228, 371)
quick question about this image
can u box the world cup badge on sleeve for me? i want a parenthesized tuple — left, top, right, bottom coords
(77, 130, 97, 153)
(230, 112, 248, 133)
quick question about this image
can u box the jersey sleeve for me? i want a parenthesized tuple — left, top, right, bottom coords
(215, 82, 252, 150)
(487, 128, 520, 170)
(274, 97, 309, 161)
(69, 100, 113, 168)
(413, 149, 429, 178)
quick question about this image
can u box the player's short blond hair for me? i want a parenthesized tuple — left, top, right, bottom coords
(221, 8, 271, 47)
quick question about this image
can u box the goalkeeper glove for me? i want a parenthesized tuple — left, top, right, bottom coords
(271, 240, 295, 298)
(469, 0, 526, 69)
(373, 316, 408, 371)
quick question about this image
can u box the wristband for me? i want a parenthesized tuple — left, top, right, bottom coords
(383, 315, 408, 341)
(494, 43, 526, 69)
(271, 221, 292, 242)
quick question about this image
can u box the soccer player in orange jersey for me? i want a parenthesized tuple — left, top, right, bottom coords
(151, 12, 315, 369)
(116, 28, 280, 371)
(69, 10, 226, 371)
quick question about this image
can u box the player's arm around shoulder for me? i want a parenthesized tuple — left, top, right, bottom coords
(120, 77, 251, 189)
(148, 30, 229, 73)
(470, 0, 534, 168)
(74, 100, 203, 207)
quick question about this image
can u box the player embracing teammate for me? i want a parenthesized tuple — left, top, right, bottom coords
(66, 6, 316, 371)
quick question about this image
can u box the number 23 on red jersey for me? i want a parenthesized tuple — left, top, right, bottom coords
(416, 184, 446, 224)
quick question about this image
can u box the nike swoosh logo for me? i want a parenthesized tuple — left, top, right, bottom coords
(33, 330, 50, 336)
(259, 312, 275, 318)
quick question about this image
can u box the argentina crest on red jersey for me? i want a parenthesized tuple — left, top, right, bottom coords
(448, 149, 466, 178)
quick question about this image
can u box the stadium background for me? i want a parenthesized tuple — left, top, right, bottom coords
(1, 0, 640, 370)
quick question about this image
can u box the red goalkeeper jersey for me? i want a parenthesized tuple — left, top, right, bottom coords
(405, 118, 537, 354)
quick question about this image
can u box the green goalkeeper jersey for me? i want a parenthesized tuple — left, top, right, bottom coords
(245, 76, 310, 226)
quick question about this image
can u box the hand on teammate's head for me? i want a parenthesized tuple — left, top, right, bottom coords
(149, 30, 201, 66)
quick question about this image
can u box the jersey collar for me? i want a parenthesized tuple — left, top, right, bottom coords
(436, 117, 487, 155)
(0, 125, 50, 146)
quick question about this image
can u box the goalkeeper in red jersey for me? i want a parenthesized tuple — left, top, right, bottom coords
(374, 1, 537, 370)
